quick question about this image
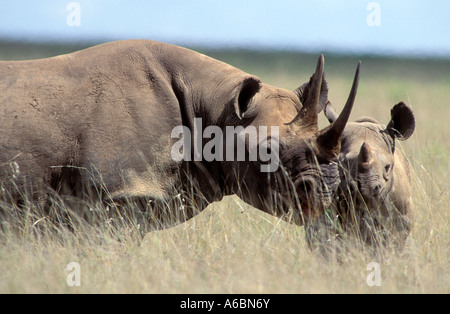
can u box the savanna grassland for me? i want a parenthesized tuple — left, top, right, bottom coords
(0, 41, 448, 293)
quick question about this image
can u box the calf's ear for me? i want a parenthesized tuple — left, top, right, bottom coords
(386, 102, 415, 140)
(233, 77, 261, 119)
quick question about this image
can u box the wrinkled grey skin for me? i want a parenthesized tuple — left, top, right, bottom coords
(311, 101, 415, 251)
(0, 40, 360, 230)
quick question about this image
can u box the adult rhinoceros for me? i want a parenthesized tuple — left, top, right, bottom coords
(0, 40, 360, 230)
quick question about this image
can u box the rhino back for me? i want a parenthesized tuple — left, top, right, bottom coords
(0, 40, 248, 201)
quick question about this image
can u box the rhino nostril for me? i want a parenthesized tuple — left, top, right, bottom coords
(373, 184, 382, 196)
(299, 179, 315, 196)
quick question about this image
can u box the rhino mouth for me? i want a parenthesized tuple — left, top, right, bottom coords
(294, 175, 335, 219)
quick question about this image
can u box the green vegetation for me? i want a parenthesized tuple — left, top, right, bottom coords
(0, 41, 449, 293)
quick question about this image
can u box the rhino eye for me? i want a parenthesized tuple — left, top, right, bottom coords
(383, 164, 391, 180)
(384, 164, 391, 173)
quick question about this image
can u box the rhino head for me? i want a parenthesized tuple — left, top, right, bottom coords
(325, 101, 415, 208)
(224, 56, 361, 225)
(318, 100, 416, 251)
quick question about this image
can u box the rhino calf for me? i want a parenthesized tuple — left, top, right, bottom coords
(316, 101, 415, 250)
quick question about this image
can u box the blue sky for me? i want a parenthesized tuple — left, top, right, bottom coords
(0, 0, 449, 57)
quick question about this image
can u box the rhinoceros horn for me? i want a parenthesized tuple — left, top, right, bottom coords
(285, 54, 325, 130)
(316, 61, 361, 156)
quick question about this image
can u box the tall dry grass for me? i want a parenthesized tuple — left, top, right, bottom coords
(0, 48, 449, 293)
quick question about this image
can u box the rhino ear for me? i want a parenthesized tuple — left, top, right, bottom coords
(233, 77, 261, 119)
(386, 102, 415, 141)
(294, 72, 328, 114)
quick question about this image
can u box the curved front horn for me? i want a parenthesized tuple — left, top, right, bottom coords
(285, 54, 324, 130)
(316, 61, 361, 155)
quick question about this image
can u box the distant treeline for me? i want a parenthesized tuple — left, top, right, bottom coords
(1, 39, 449, 83)
(0, 40, 96, 61)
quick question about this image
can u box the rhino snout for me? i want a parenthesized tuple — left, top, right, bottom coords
(372, 182, 383, 197)
(298, 177, 315, 196)
(297, 175, 336, 213)
(357, 174, 386, 200)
